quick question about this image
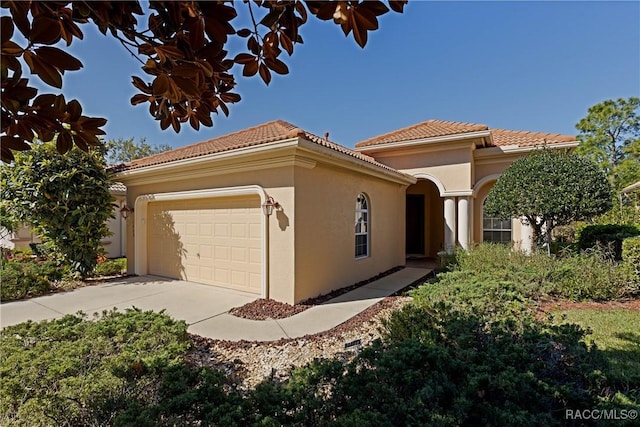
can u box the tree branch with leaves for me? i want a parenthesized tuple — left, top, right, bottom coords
(575, 97, 640, 191)
(1, 1, 407, 163)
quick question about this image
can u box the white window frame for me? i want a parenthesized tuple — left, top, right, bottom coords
(355, 193, 369, 258)
(482, 199, 512, 244)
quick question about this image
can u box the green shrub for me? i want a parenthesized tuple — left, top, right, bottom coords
(28, 242, 53, 259)
(622, 236, 640, 284)
(0, 261, 58, 301)
(246, 299, 608, 426)
(0, 309, 191, 427)
(547, 250, 637, 300)
(578, 224, 640, 260)
(113, 365, 245, 427)
(93, 258, 127, 277)
(421, 243, 635, 302)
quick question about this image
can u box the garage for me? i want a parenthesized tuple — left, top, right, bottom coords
(146, 195, 262, 294)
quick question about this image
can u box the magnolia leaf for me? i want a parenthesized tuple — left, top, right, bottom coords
(280, 32, 294, 55)
(24, 50, 63, 88)
(2, 135, 30, 151)
(170, 113, 181, 133)
(34, 46, 83, 71)
(172, 76, 199, 98)
(353, 6, 379, 31)
(1, 16, 13, 43)
(152, 74, 170, 97)
(389, 0, 408, 13)
(234, 53, 256, 64)
(67, 99, 82, 121)
(30, 16, 62, 44)
(349, 10, 368, 48)
(189, 113, 200, 130)
(265, 57, 289, 75)
(236, 28, 252, 37)
(361, 1, 390, 16)
(56, 131, 73, 154)
(220, 92, 240, 103)
(259, 63, 271, 85)
(131, 76, 152, 93)
(242, 60, 259, 77)
(1, 40, 23, 56)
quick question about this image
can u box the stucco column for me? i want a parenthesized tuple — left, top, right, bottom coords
(457, 197, 470, 250)
(444, 197, 456, 254)
(521, 217, 533, 254)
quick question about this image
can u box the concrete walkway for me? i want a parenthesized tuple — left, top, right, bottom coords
(0, 267, 431, 341)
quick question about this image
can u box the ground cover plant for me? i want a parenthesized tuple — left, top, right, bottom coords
(0, 309, 196, 426)
(0, 259, 63, 301)
(422, 243, 637, 302)
(0, 250, 127, 302)
(2, 243, 638, 425)
(93, 258, 128, 277)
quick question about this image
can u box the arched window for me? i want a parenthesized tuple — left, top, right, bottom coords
(482, 199, 512, 244)
(355, 193, 369, 258)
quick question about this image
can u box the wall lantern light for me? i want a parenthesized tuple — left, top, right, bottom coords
(120, 203, 134, 219)
(262, 196, 279, 216)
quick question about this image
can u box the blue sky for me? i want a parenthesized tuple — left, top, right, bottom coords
(46, 1, 640, 149)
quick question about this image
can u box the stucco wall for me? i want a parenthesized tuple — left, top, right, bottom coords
(292, 163, 407, 303)
(366, 142, 476, 192)
(104, 195, 126, 258)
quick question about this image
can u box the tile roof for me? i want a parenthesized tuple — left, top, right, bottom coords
(110, 120, 402, 175)
(355, 119, 577, 149)
(490, 128, 576, 147)
(109, 182, 127, 194)
(355, 119, 489, 148)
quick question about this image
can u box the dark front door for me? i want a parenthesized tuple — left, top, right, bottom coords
(406, 194, 425, 255)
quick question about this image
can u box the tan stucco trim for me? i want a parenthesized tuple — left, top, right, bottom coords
(296, 139, 416, 186)
(114, 137, 414, 187)
(114, 144, 315, 186)
(358, 139, 479, 159)
(134, 185, 271, 298)
(410, 173, 446, 196)
(472, 174, 501, 197)
(474, 142, 579, 160)
(354, 130, 492, 153)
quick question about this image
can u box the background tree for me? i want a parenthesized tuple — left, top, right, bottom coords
(484, 149, 612, 252)
(0, 143, 114, 277)
(1, 1, 406, 162)
(106, 137, 172, 164)
(576, 97, 640, 191)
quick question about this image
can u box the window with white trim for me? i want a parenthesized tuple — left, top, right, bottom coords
(355, 193, 369, 258)
(482, 200, 512, 244)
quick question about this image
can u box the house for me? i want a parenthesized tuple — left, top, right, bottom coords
(1, 183, 128, 259)
(112, 119, 577, 305)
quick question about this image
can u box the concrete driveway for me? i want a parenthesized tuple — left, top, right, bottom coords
(0, 275, 258, 329)
(1, 268, 432, 341)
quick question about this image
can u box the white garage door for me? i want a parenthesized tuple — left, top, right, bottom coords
(147, 196, 262, 294)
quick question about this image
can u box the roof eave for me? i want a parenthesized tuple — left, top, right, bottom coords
(297, 138, 416, 185)
(354, 130, 492, 153)
(474, 141, 579, 158)
(111, 137, 301, 179)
